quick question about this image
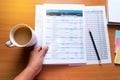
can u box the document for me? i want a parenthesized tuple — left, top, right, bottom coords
(35, 4, 111, 65)
(84, 6, 111, 64)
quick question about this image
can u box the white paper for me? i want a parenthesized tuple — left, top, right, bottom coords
(35, 4, 86, 64)
(35, 4, 111, 65)
(84, 6, 111, 64)
(108, 0, 120, 22)
(35, 5, 44, 47)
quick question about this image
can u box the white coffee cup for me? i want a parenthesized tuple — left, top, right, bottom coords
(6, 24, 37, 47)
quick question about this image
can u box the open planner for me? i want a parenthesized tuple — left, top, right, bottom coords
(35, 4, 111, 65)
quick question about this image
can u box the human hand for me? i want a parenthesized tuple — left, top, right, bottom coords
(14, 46, 48, 80)
(27, 46, 48, 76)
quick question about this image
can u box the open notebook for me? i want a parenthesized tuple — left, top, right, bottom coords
(35, 4, 111, 65)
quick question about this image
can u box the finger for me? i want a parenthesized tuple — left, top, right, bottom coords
(38, 46, 42, 51)
(40, 46, 48, 57)
(34, 46, 42, 52)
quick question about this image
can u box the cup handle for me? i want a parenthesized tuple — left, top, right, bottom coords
(6, 41, 15, 47)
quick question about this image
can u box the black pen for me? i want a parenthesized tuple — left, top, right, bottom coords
(89, 30, 101, 65)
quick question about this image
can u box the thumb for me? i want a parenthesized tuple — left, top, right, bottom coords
(40, 46, 48, 57)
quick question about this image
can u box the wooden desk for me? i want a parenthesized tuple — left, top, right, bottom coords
(0, 0, 120, 80)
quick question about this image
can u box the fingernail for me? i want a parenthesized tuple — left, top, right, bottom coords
(38, 46, 42, 51)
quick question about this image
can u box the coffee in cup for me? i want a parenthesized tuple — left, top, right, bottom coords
(6, 24, 37, 47)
